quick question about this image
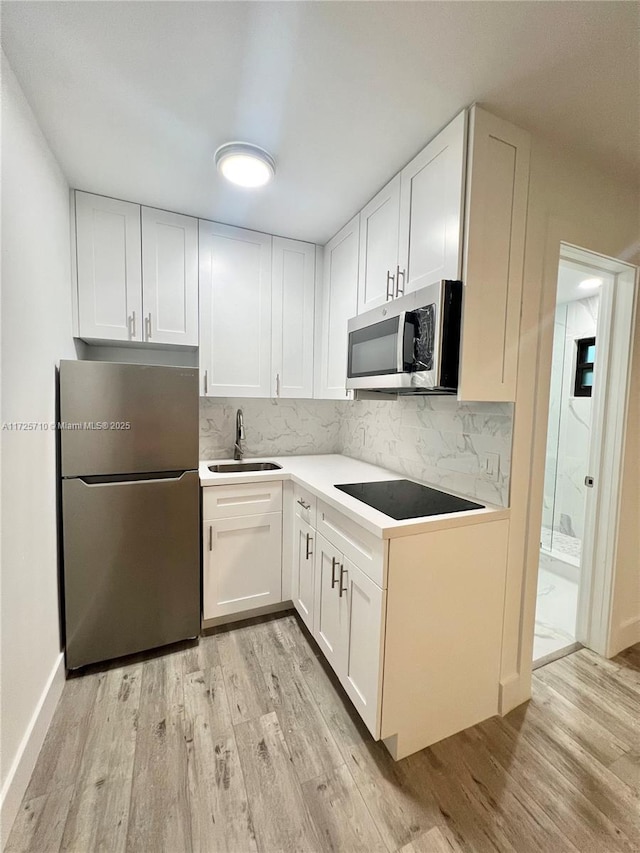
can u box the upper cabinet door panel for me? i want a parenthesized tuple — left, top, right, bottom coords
(357, 175, 401, 313)
(141, 207, 198, 346)
(271, 237, 315, 398)
(199, 221, 272, 397)
(75, 192, 142, 341)
(458, 107, 531, 402)
(398, 111, 467, 293)
(316, 215, 359, 399)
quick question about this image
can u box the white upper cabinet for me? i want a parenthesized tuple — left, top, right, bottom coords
(398, 110, 467, 294)
(199, 221, 272, 397)
(75, 192, 143, 342)
(271, 237, 315, 398)
(316, 214, 359, 399)
(458, 106, 530, 402)
(75, 192, 198, 346)
(141, 207, 198, 346)
(357, 175, 401, 312)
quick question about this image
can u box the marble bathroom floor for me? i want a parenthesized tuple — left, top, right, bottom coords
(533, 566, 579, 662)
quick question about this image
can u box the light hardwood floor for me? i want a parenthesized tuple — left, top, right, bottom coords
(7, 613, 640, 852)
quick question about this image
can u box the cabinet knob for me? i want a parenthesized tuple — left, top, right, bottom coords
(386, 270, 395, 301)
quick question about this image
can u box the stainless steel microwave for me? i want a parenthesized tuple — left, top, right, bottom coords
(346, 280, 463, 394)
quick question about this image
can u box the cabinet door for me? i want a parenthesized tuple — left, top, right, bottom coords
(271, 237, 315, 398)
(316, 215, 359, 399)
(293, 516, 315, 632)
(458, 107, 531, 402)
(312, 533, 348, 674)
(141, 207, 198, 346)
(199, 221, 272, 397)
(340, 557, 386, 737)
(357, 175, 401, 312)
(75, 192, 142, 342)
(398, 111, 466, 294)
(203, 512, 282, 620)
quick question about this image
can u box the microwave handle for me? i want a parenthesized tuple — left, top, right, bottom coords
(396, 311, 407, 373)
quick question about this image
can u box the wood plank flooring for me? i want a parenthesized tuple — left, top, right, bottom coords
(7, 613, 640, 853)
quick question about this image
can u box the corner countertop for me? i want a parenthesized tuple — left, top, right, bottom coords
(199, 454, 509, 540)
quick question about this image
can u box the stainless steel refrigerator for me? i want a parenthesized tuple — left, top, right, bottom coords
(60, 360, 200, 669)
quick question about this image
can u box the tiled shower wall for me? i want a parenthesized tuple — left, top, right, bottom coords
(200, 396, 513, 506)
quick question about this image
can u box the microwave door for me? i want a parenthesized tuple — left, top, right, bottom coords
(348, 316, 402, 379)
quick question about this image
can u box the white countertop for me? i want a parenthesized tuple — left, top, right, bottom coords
(199, 454, 509, 539)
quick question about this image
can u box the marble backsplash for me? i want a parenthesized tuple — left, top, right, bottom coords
(200, 395, 513, 506)
(199, 397, 344, 459)
(339, 397, 513, 506)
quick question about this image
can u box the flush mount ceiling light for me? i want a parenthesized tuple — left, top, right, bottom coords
(214, 142, 276, 188)
(578, 277, 603, 290)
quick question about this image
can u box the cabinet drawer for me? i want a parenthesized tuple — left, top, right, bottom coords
(203, 482, 282, 520)
(293, 483, 316, 527)
(316, 500, 386, 587)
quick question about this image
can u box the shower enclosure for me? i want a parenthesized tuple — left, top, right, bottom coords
(534, 259, 602, 662)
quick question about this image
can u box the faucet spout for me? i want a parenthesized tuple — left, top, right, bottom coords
(234, 409, 245, 460)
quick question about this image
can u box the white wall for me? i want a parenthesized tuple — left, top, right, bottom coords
(0, 52, 77, 842)
(610, 307, 640, 655)
(500, 136, 640, 711)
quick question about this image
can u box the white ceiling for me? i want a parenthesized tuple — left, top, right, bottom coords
(556, 260, 611, 305)
(2, 1, 638, 244)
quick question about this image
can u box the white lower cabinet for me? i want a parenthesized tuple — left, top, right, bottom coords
(313, 534, 348, 673)
(293, 516, 315, 632)
(203, 511, 282, 620)
(339, 556, 386, 735)
(309, 532, 385, 737)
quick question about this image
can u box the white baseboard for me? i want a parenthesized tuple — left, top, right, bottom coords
(609, 616, 640, 658)
(1, 652, 65, 849)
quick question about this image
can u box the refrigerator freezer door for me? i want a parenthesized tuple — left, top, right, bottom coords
(63, 470, 200, 669)
(59, 360, 198, 476)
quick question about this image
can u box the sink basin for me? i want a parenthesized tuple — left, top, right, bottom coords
(208, 461, 283, 473)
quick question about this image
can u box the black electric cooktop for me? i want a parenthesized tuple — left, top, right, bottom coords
(334, 479, 484, 520)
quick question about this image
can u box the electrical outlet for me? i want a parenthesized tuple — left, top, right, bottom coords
(481, 452, 501, 481)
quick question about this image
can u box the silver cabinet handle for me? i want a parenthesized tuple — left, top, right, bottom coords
(208, 524, 213, 551)
(331, 557, 339, 589)
(276, 373, 281, 397)
(145, 312, 152, 340)
(297, 499, 311, 510)
(305, 533, 313, 560)
(395, 265, 406, 297)
(339, 564, 347, 598)
(128, 311, 137, 339)
(128, 313, 133, 339)
(204, 370, 208, 395)
(386, 270, 395, 301)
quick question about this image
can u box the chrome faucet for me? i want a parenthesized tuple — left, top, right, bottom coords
(234, 408, 245, 460)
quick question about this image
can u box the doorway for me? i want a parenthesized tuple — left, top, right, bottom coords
(533, 245, 636, 666)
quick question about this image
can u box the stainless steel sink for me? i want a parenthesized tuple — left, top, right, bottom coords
(208, 461, 283, 473)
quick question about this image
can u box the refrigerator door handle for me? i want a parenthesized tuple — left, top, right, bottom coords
(77, 470, 194, 486)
